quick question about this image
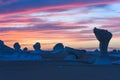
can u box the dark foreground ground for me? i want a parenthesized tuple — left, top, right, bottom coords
(0, 61, 120, 80)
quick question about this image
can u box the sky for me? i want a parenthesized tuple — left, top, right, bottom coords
(0, 0, 120, 50)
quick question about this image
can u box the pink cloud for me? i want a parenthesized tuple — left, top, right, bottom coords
(0, 0, 118, 17)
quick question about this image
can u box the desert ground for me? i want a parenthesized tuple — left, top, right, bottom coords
(0, 61, 120, 80)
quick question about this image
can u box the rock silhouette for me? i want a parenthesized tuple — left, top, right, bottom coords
(13, 42, 22, 53)
(33, 42, 41, 51)
(65, 47, 86, 60)
(0, 40, 4, 46)
(32, 42, 42, 54)
(0, 40, 14, 54)
(53, 43, 64, 50)
(0, 27, 118, 64)
(23, 47, 28, 53)
(93, 27, 112, 57)
(52, 43, 65, 54)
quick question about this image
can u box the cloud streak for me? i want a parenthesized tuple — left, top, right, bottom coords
(0, 0, 120, 50)
(0, 0, 118, 15)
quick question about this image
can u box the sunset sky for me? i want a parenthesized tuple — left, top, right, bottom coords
(0, 0, 120, 50)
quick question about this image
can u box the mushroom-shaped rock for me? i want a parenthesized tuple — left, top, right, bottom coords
(32, 42, 42, 54)
(13, 42, 22, 53)
(53, 43, 64, 50)
(93, 27, 112, 57)
(33, 42, 41, 51)
(52, 43, 65, 54)
(23, 47, 28, 53)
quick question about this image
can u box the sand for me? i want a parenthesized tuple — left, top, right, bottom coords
(0, 61, 120, 80)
